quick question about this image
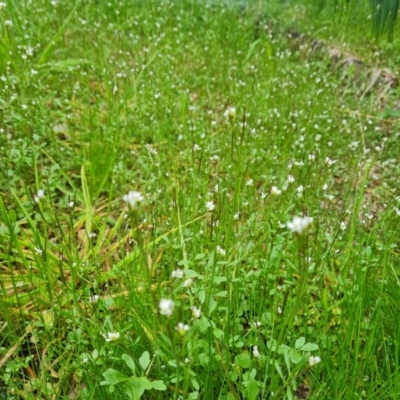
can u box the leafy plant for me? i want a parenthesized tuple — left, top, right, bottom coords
(101, 352, 166, 399)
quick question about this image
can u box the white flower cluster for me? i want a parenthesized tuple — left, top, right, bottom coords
(171, 269, 184, 279)
(102, 332, 120, 342)
(252, 346, 260, 358)
(206, 201, 215, 211)
(159, 298, 174, 317)
(309, 355, 321, 367)
(287, 216, 313, 234)
(175, 322, 190, 336)
(34, 189, 45, 203)
(224, 106, 236, 120)
(122, 191, 144, 209)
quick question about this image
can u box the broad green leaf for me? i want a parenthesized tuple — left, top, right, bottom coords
(168, 360, 177, 368)
(247, 380, 259, 400)
(267, 339, 277, 351)
(102, 369, 129, 385)
(295, 337, 306, 349)
(139, 351, 150, 370)
(284, 352, 291, 372)
(301, 343, 319, 351)
(287, 385, 294, 400)
(213, 328, 224, 339)
(197, 316, 211, 332)
(151, 380, 167, 390)
(122, 354, 136, 374)
(138, 377, 152, 390)
(289, 350, 302, 364)
(124, 377, 145, 400)
(185, 269, 203, 278)
(191, 379, 200, 390)
(236, 353, 252, 369)
(274, 360, 283, 378)
(208, 296, 217, 314)
(198, 289, 206, 304)
(8, 209, 16, 224)
(278, 344, 290, 354)
(199, 353, 210, 365)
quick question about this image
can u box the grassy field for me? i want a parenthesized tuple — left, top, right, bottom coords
(1, 0, 400, 399)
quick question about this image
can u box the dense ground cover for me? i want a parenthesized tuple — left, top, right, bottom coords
(1, 1, 400, 399)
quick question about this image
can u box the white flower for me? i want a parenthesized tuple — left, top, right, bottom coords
(171, 269, 184, 279)
(253, 321, 261, 328)
(340, 221, 346, 230)
(287, 216, 313, 234)
(145, 144, 158, 155)
(159, 298, 174, 317)
(325, 157, 335, 166)
(210, 155, 220, 162)
(253, 346, 260, 358)
(191, 306, 201, 319)
(183, 278, 193, 288)
(325, 194, 335, 201)
(271, 186, 281, 196)
(246, 179, 253, 186)
(296, 185, 304, 195)
(0, 3, 7, 9)
(122, 191, 144, 209)
(287, 175, 295, 183)
(102, 332, 120, 342)
(193, 144, 201, 152)
(309, 355, 321, 367)
(216, 246, 226, 256)
(88, 232, 97, 238)
(206, 201, 215, 211)
(224, 106, 236, 120)
(175, 322, 190, 336)
(34, 189, 45, 203)
(68, 201, 74, 208)
(89, 295, 100, 303)
(34, 247, 43, 255)
(4, 20, 12, 27)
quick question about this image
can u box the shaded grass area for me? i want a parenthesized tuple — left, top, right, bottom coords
(0, 0, 400, 399)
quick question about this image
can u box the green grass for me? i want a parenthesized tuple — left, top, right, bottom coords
(1, 0, 400, 399)
(266, 0, 400, 66)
